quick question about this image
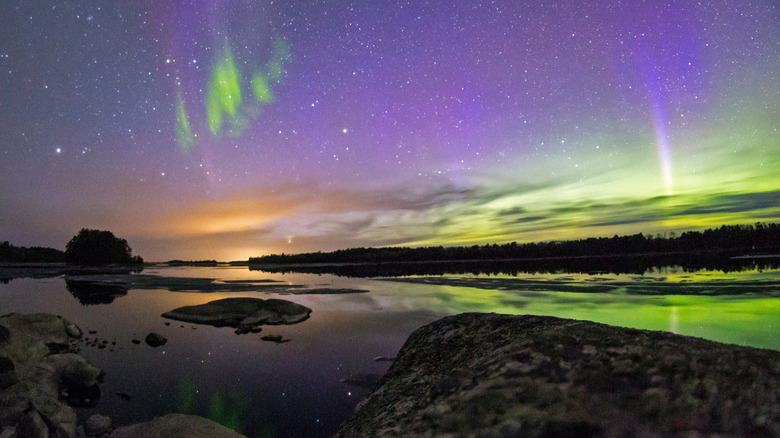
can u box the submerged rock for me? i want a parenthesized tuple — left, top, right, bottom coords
(162, 297, 311, 332)
(108, 413, 246, 438)
(336, 313, 780, 438)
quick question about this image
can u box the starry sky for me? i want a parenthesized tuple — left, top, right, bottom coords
(1, 0, 778, 262)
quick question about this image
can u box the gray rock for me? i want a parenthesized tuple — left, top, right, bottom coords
(84, 414, 112, 437)
(336, 313, 780, 438)
(162, 298, 311, 332)
(144, 333, 167, 348)
(0, 355, 17, 389)
(108, 414, 246, 438)
(0, 314, 70, 362)
(0, 324, 8, 343)
(62, 319, 83, 339)
(15, 410, 48, 438)
(48, 353, 102, 388)
(0, 314, 100, 437)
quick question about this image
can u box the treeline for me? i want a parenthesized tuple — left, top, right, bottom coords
(166, 260, 218, 266)
(0, 241, 65, 263)
(249, 223, 780, 265)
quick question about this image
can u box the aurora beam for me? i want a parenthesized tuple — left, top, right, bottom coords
(650, 98, 674, 196)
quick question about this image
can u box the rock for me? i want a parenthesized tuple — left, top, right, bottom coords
(48, 353, 103, 388)
(15, 410, 48, 438)
(0, 355, 17, 389)
(335, 313, 780, 438)
(62, 319, 83, 339)
(260, 335, 283, 343)
(108, 414, 246, 438)
(131, 339, 140, 345)
(145, 333, 167, 348)
(0, 324, 9, 343)
(0, 313, 70, 362)
(0, 313, 101, 437)
(84, 414, 112, 437)
(372, 356, 395, 362)
(162, 298, 311, 332)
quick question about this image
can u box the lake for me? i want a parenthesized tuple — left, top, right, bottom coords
(2, 264, 779, 437)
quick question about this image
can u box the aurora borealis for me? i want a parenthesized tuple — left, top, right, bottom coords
(1, 1, 778, 261)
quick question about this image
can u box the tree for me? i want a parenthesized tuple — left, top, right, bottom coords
(65, 229, 140, 266)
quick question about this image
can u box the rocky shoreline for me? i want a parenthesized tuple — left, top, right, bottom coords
(4, 311, 780, 437)
(0, 313, 246, 438)
(335, 313, 780, 437)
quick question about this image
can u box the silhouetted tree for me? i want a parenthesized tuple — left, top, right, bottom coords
(65, 229, 140, 266)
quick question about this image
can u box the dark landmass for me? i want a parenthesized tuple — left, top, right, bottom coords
(252, 254, 780, 277)
(250, 223, 780, 276)
(165, 259, 219, 266)
(336, 313, 780, 438)
(66, 229, 143, 266)
(382, 274, 780, 296)
(0, 241, 65, 263)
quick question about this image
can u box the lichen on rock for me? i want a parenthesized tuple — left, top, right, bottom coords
(335, 313, 780, 438)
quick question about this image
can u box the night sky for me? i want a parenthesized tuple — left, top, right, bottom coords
(1, 1, 778, 261)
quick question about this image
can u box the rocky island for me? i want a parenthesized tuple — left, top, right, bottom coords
(161, 297, 312, 334)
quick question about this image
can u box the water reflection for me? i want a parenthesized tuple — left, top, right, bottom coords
(251, 255, 780, 277)
(65, 279, 129, 305)
(1, 264, 779, 437)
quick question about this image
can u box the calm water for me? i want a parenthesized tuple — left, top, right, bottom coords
(2, 265, 779, 437)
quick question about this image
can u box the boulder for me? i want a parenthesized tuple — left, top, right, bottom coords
(145, 333, 167, 348)
(336, 313, 780, 438)
(0, 355, 17, 389)
(162, 298, 311, 332)
(0, 314, 70, 362)
(62, 319, 83, 339)
(15, 410, 48, 438)
(0, 314, 100, 436)
(84, 414, 112, 437)
(108, 414, 246, 438)
(47, 353, 102, 388)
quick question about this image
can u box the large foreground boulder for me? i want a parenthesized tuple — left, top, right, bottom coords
(162, 297, 312, 333)
(336, 313, 780, 438)
(108, 413, 246, 438)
